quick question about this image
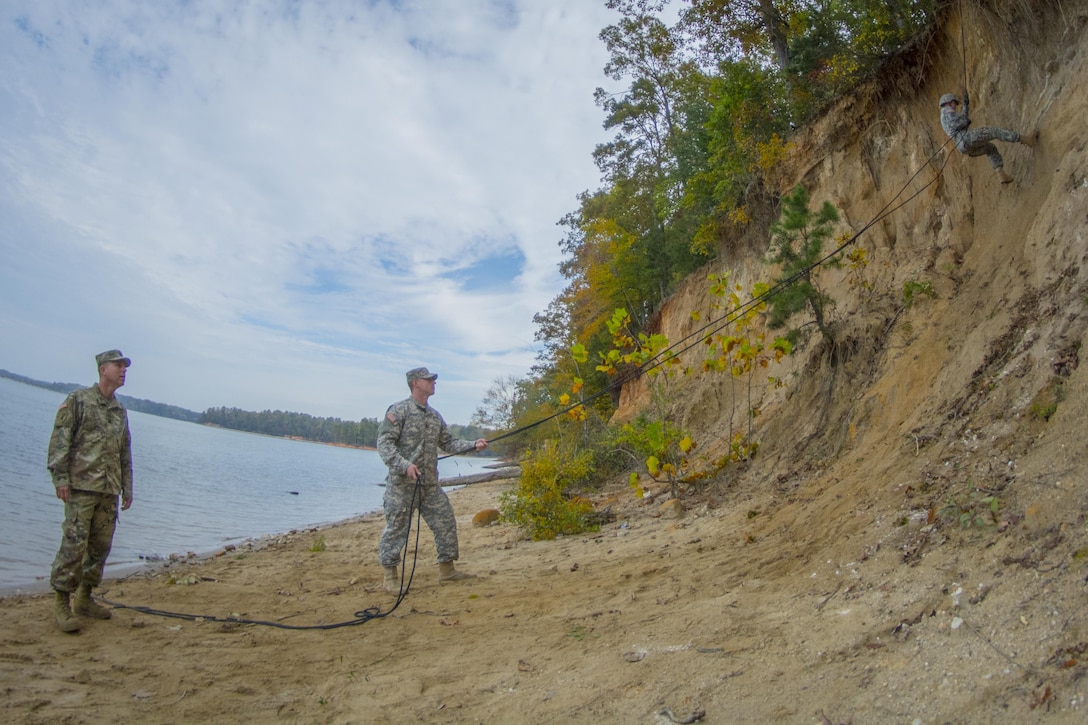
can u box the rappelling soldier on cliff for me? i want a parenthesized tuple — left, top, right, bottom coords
(939, 91, 1037, 184)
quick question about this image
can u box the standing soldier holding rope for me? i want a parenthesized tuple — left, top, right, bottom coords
(376, 367, 488, 592)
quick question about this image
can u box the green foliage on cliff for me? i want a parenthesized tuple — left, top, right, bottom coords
(530, 1, 939, 422)
(501, 1, 940, 501)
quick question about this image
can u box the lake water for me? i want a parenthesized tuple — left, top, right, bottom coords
(0, 376, 491, 592)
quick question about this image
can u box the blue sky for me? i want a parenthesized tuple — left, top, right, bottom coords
(0, 0, 615, 423)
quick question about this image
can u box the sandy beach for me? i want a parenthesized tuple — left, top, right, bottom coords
(4, 469, 1086, 724)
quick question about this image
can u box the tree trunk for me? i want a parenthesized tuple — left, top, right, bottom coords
(758, 0, 791, 72)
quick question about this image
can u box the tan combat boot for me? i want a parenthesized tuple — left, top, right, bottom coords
(383, 565, 400, 593)
(997, 167, 1014, 184)
(1021, 130, 1038, 148)
(54, 590, 81, 633)
(438, 561, 476, 583)
(73, 584, 112, 620)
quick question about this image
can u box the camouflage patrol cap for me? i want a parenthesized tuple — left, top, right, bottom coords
(938, 93, 959, 108)
(406, 367, 437, 383)
(95, 349, 131, 367)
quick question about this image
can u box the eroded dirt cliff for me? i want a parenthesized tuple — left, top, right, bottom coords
(611, 0, 1088, 717)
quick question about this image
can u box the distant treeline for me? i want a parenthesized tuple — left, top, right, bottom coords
(198, 406, 492, 452)
(200, 406, 381, 447)
(1, 369, 489, 450)
(0, 368, 202, 422)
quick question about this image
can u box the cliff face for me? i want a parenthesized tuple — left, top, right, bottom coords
(608, 2, 1088, 712)
(620, 0, 1088, 505)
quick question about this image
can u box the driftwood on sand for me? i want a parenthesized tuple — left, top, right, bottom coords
(439, 467, 520, 487)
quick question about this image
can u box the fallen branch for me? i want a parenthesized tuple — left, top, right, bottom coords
(440, 467, 521, 487)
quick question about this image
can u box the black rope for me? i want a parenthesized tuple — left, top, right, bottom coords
(97, 480, 427, 630)
(960, 0, 970, 107)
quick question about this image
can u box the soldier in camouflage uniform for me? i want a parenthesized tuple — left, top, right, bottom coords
(47, 349, 134, 632)
(939, 92, 1035, 184)
(377, 367, 488, 592)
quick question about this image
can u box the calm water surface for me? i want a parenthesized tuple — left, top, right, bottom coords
(0, 377, 490, 591)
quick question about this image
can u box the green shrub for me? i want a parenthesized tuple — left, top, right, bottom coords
(1030, 378, 1066, 421)
(939, 490, 1001, 530)
(902, 279, 935, 308)
(499, 442, 598, 541)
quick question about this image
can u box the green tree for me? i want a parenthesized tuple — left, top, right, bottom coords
(686, 58, 791, 255)
(594, 9, 713, 299)
(681, 1, 940, 121)
(471, 374, 525, 432)
(535, 8, 713, 403)
(681, 0, 795, 72)
(765, 185, 842, 342)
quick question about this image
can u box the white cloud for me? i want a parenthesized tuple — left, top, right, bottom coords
(0, 0, 615, 422)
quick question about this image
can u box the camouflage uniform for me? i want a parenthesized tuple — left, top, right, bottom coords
(376, 397, 477, 567)
(47, 384, 133, 592)
(940, 93, 1023, 170)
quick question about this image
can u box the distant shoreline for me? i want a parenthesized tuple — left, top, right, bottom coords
(199, 423, 378, 451)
